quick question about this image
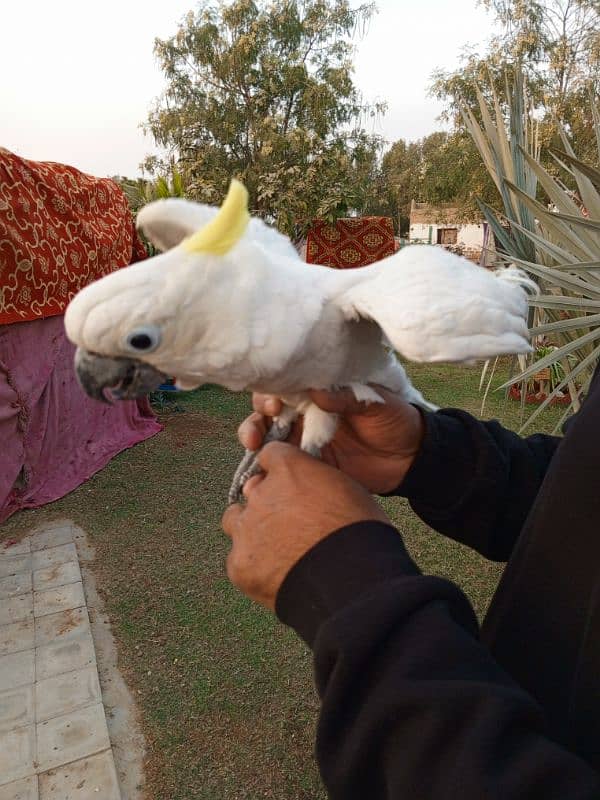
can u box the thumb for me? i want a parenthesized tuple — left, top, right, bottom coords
(257, 440, 312, 471)
(309, 387, 364, 414)
(222, 502, 243, 537)
(309, 386, 385, 415)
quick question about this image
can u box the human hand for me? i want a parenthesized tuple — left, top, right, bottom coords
(238, 387, 425, 494)
(222, 442, 390, 609)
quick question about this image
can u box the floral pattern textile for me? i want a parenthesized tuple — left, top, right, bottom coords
(0, 150, 147, 324)
(306, 217, 396, 269)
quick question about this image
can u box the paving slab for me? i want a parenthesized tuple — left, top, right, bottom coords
(35, 667, 101, 724)
(34, 609, 90, 650)
(35, 633, 95, 682)
(0, 596, 33, 627)
(38, 750, 120, 799)
(0, 776, 38, 800)
(33, 583, 85, 620)
(0, 573, 32, 601)
(0, 527, 123, 798)
(33, 563, 80, 593)
(0, 541, 31, 557)
(0, 651, 35, 693)
(0, 686, 35, 735)
(0, 556, 32, 580)
(29, 528, 74, 554)
(31, 546, 77, 574)
(36, 704, 110, 773)
(0, 725, 36, 787)
(0, 620, 34, 658)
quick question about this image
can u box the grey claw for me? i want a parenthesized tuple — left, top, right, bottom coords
(227, 414, 295, 504)
(228, 449, 259, 504)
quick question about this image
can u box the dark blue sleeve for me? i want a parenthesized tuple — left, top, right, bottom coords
(276, 522, 600, 800)
(394, 409, 561, 560)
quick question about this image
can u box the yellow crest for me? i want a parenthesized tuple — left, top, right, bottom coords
(183, 180, 250, 256)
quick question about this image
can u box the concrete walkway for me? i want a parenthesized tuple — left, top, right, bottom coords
(0, 524, 121, 799)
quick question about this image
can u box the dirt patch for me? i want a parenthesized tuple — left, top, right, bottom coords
(54, 608, 84, 637)
(156, 411, 229, 442)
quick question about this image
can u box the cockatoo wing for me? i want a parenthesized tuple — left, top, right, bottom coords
(336, 246, 532, 362)
(136, 197, 300, 260)
(136, 198, 217, 252)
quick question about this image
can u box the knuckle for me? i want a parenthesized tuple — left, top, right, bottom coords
(226, 550, 242, 586)
(242, 474, 263, 498)
(227, 549, 260, 596)
(237, 418, 249, 436)
(252, 393, 268, 412)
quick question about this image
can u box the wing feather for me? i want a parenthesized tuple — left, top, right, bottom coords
(335, 246, 531, 362)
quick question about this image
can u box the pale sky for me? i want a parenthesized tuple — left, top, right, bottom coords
(1, 0, 492, 178)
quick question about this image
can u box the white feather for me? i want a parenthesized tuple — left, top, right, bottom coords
(337, 246, 531, 362)
(65, 200, 532, 454)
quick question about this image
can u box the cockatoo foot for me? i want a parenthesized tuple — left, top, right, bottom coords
(227, 399, 339, 502)
(227, 413, 295, 504)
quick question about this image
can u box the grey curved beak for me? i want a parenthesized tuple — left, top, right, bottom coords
(74, 348, 168, 403)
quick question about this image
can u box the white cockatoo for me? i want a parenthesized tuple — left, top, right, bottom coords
(64, 180, 532, 502)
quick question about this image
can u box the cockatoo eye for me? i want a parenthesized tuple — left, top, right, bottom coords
(124, 326, 162, 354)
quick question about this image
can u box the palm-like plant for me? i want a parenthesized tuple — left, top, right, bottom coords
(461, 73, 600, 432)
(119, 168, 186, 214)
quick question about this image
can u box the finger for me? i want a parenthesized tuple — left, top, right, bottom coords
(238, 412, 268, 450)
(252, 394, 282, 416)
(320, 443, 339, 468)
(242, 473, 264, 499)
(287, 419, 304, 447)
(257, 440, 315, 471)
(310, 385, 397, 415)
(221, 503, 243, 537)
(309, 387, 376, 415)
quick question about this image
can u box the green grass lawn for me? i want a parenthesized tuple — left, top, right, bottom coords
(0, 362, 565, 799)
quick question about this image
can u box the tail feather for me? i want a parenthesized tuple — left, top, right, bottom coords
(494, 265, 539, 297)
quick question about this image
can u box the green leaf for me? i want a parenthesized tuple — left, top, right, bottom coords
(499, 326, 600, 389)
(550, 148, 600, 190)
(503, 217, 591, 266)
(529, 295, 600, 311)
(503, 180, 597, 261)
(518, 346, 600, 433)
(532, 313, 600, 335)
(502, 255, 600, 299)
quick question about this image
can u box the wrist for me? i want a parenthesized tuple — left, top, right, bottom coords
(379, 405, 427, 495)
(276, 520, 420, 646)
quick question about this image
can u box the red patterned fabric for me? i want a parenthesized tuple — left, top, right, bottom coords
(306, 217, 396, 268)
(0, 150, 147, 325)
(0, 151, 160, 522)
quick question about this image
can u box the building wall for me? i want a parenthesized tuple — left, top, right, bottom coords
(409, 222, 485, 248)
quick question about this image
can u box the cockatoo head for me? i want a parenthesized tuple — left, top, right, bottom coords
(65, 180, 256, 401)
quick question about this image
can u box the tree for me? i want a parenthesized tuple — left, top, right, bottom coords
(431, 1, 600, 165)
(379, 131, 500, 233)
(481, 0, 600, 115)
(115, 169, 186, 215)
(419, 131, 499, 214)
(144, 0, 385, 239)
(376, 139, 419, 235)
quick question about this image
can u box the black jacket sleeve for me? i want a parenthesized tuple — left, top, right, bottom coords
(276, 522, 600, 800)
(394, 409, 561, 560)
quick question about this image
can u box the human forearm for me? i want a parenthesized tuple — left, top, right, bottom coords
(277, 522, 600, 800)
(394, 409, 561, 560)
